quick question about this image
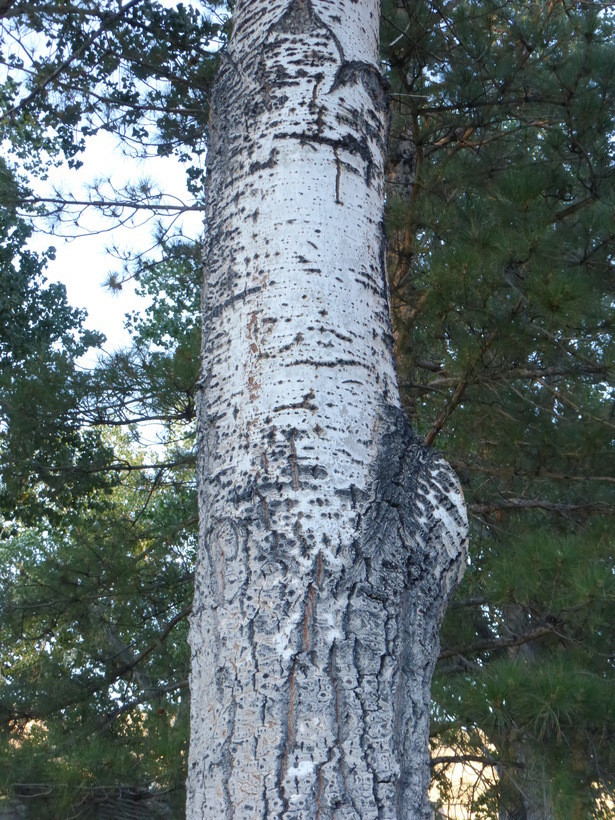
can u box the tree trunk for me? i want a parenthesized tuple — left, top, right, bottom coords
(187, 1, 467, 817)
(496, 608, 556, 820)
(498, 767, 556, 820)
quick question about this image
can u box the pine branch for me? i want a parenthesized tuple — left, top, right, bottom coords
(1, 0, 144, 121)
(1, 2, 105, 19)
(0, 0, 16, 18)
(423, 299, 526, 445)
(439, 625, 554, 660)
(6, 606, 197, 724)
(97, 678, 189, 733)
(469, 499, 615, 516)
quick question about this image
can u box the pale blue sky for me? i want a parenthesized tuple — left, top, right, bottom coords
(28, 130, 204, 357)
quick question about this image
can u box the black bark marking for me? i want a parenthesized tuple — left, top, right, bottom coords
(273, 388, 317, 413)
(274, 130, 374, 187)
(249, 148, 279, 174)
(285, 357, 366, 369)
(210, 285, 263, 318)
(334, 146, 343, 204)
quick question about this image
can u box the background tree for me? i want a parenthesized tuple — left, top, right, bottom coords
(0, 157, 113, 527)
(0, 225, 201, 817)
(382, 1, 615, 816)
(0, 3, 217, 816)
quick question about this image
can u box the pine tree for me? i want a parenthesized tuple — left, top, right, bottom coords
(381, 1, 615, 815)
(0, 231, 200, 816)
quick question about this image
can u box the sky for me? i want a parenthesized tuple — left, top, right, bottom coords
(0, 0, 210, 359)
(28, 130, 204, 357)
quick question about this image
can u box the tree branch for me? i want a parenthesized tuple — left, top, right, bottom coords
(34, 456, 196, 475)
(431, 753, 511, 769)
(1, 0, 144, 121)
(469, 499, 614, 516)
(439, 625, 554, 660)
(424, 377, 469, 446)
(103, 605, 192, 689)
(451, 458, 615, 485)
(97, 678, 189, 733)
(19, 196, 203, 213)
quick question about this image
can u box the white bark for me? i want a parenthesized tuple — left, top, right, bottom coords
(187, 1, 468, 817)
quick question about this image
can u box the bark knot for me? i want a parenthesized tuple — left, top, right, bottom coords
(331, 60, 389, 111)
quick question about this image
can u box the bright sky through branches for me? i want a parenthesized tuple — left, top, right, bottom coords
(27, 129, 204, 359)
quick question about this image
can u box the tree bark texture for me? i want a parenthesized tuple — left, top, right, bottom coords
(187, 1, 468, 817)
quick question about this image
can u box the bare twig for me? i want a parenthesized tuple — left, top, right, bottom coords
(19, 195, 203, 213)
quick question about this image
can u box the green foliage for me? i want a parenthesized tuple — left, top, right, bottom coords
(0, 183, 199, 813)
(82, 241, 201, 440)
(112, 238, 202, 432)
(382, 0, 615, 814)
(2, 1, 227, 163)
(0, 158, 114, 527)
(0, 443, 195, 815)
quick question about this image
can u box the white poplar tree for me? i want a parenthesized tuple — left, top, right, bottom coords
(187, 1, 468, 816)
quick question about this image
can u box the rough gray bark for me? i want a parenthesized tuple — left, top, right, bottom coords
(187, 1, 467, 817)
